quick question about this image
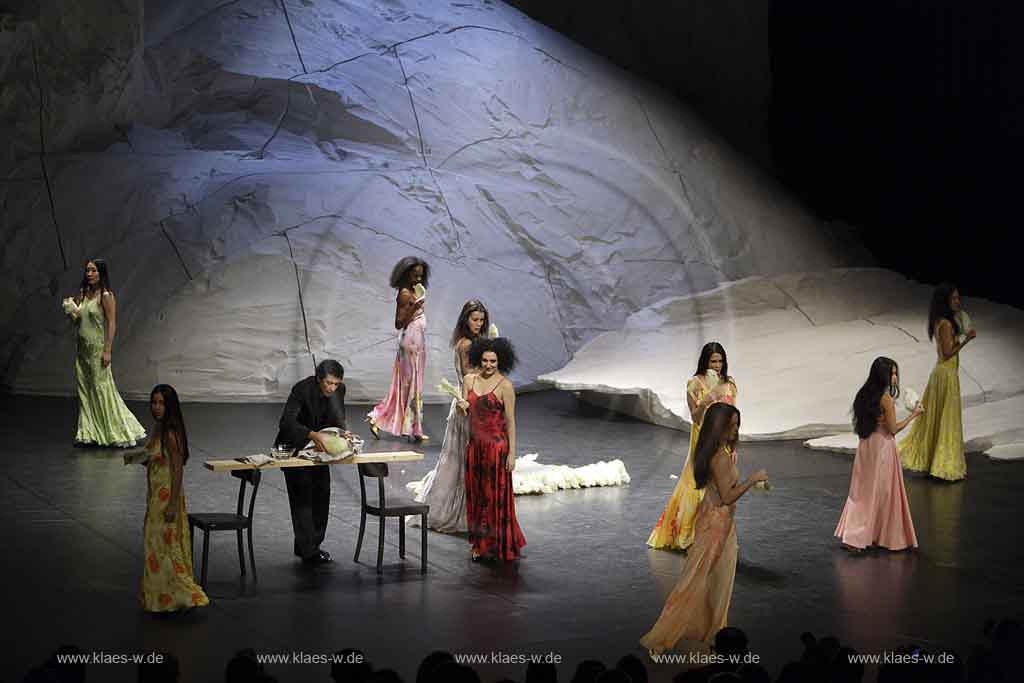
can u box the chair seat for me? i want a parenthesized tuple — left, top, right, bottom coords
(189, 512, 250, 530)
(366, 499, 429, 517)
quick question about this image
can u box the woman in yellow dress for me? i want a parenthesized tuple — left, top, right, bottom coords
(648, 342, 737, 551)
(898, 284, 976, 481)
(138, 385, 209, 612)
(640, 403, 768, 653)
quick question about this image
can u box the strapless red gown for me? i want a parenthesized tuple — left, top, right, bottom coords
(465, 389, 526, 560)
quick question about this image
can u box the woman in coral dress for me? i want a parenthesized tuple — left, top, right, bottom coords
(641, 403, 767, 653)
(648, 342, 737, 551)
(63, 259, 146, 447)
(458, 337, 526, 562)
(138, 384, 208, 612)
(898, 284, 976, 481)
(367, 257, 430, 442)
(412, 300, 491, 532)
(835, 357, 922, 551)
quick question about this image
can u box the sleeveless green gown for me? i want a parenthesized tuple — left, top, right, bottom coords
(74, 295, 146, 446)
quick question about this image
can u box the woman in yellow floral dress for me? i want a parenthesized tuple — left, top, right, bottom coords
(648, 342, 737, 551)
(139, 385, 209, 612)
(898, 284, 976, 481)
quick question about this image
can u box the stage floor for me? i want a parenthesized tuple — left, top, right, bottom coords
(3, 391, 1022, 682)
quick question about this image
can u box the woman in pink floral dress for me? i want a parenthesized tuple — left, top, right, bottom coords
(367, 257, 430, 442)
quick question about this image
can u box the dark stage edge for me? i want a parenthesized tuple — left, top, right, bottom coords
(2, 390, 1022, 682)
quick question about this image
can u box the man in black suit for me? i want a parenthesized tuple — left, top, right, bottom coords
(275, 359, 348, 565)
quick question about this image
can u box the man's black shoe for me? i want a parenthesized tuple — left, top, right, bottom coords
(302, 550, 332, 565)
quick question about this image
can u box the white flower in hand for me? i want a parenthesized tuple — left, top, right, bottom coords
(903, 387, 920, 413)
(437, 378, 462, 401)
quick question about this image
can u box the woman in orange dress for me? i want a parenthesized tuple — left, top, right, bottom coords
(640, 403, 767, 653)
(138, 385, 209, 612)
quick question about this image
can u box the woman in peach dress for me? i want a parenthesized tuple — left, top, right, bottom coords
(835, 357, 922, 551)
(648, 342, 737, 551)
(640, 403, 768, 653)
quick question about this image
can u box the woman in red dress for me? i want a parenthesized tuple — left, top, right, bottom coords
(457, 337, 526, 562)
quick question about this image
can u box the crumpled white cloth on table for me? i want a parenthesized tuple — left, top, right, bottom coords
(236, 453, 275, 466)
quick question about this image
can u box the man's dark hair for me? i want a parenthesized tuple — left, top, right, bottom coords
(316, 359, 344, 380)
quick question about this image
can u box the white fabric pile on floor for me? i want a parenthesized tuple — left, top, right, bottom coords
(406, 453, 630, 497)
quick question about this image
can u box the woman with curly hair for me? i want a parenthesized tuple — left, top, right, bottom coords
(457, 337, 526, 561)
(367, 256, 431, 442)
(835, 357, 922, 552)
(138, 385, 208, 612)
(898, 284, 976, 481)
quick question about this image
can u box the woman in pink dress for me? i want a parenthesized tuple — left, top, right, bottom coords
(640, 403, 768, 653)
(835, 356, 923, 552)
(367, 257, 430, 442)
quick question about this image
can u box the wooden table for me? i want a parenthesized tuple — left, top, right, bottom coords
(203, 450, 423, 472)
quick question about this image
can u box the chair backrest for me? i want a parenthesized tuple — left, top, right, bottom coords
(357, 463, 389, 508)
(230, 469, 262, 520)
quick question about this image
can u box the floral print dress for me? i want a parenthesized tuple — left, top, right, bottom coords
(139, 435, 209, 612)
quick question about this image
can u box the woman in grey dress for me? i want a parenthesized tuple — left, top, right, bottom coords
(411, 300, 491, 532)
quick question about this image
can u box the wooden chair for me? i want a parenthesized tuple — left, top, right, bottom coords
(188, 468, 261, 587)
(354, 463, 428, 574)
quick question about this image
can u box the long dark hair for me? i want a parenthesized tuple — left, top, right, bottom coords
(79, 258, 112, 298)
(468, 337, 517, 373)
(450, 300, 490, 348)
(693, 402, 740, 489)
(389, 256, 430, 290)
(151, 384, 190, 465)
(695, 342, 730, 383)
(927, 283, 960, 340)
(852, 357, 900, 439)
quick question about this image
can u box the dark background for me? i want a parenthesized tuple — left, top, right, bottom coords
(508, 0, 1021, 308)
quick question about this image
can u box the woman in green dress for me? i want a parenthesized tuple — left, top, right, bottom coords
(63, 259, 145, 447)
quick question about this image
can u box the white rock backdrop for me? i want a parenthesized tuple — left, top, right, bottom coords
(539, 268, 1024, 459)
(1, 0, 858, 401)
